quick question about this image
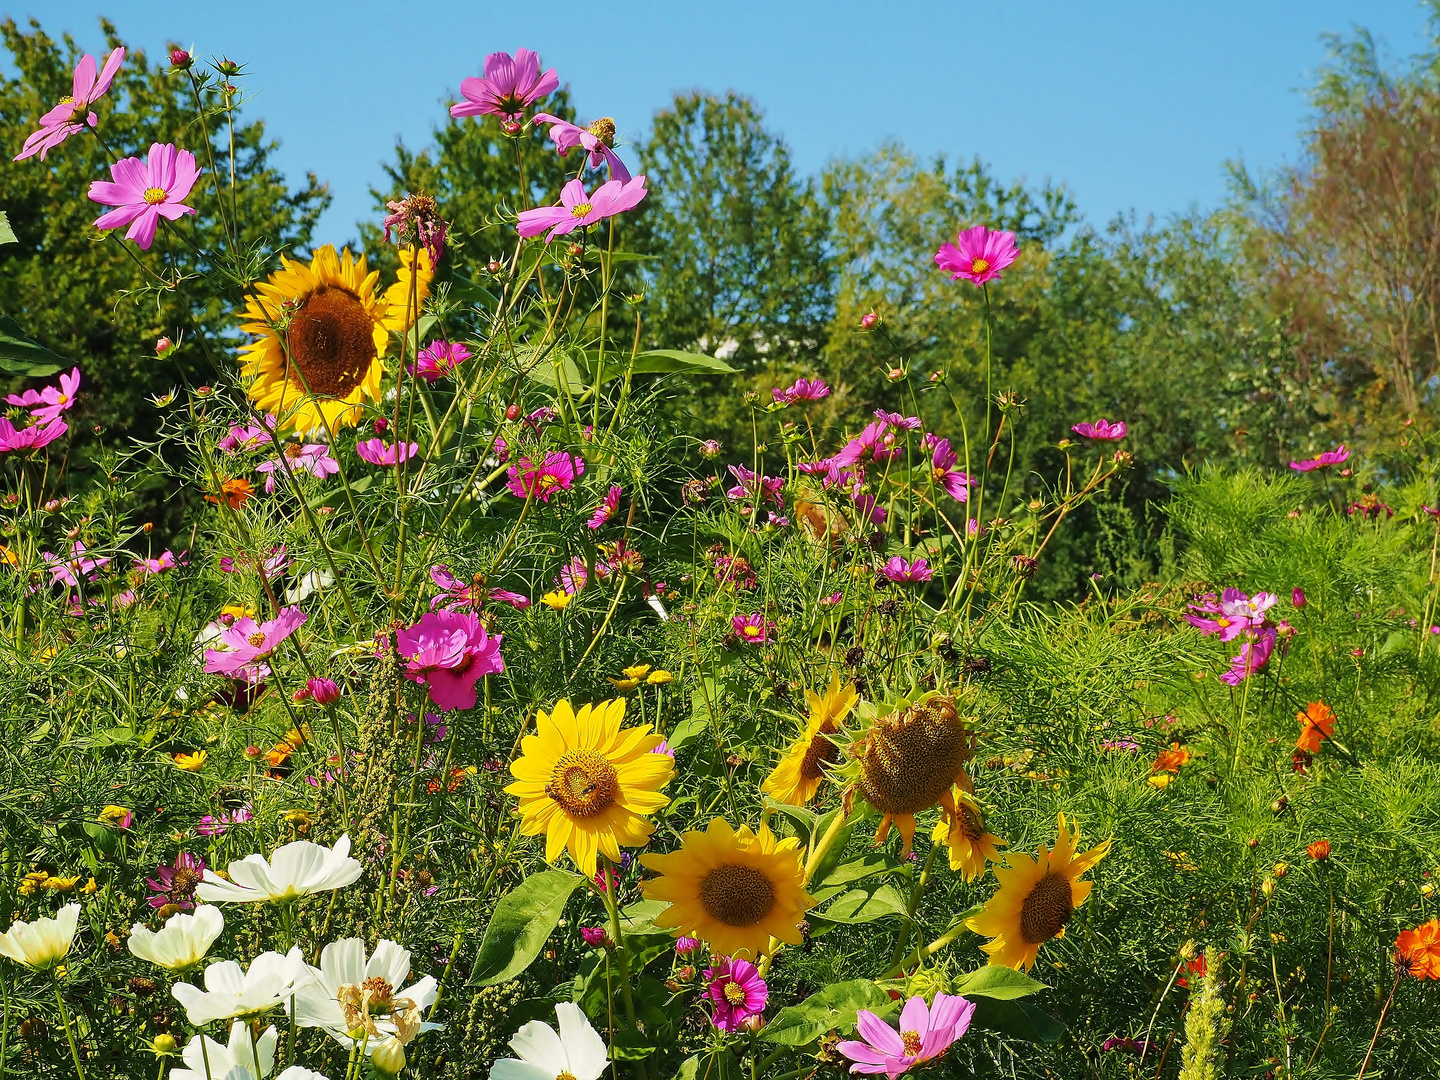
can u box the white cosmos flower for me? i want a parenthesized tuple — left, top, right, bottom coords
(195, 835, 362, 904)
(0, 902, 80, 971)
(277, 1069, 329, 1080)
(490, 1002, 609, 1080)
(290, 937, 441, 1052)
(128, 904, 224, 971)
(171, 947, 311, 1025)
(172, 1021, 278, 1080)
(284, 570, 334, 604)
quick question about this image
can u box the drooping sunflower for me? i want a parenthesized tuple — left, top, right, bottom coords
(640, 817, 814, 959)
(238, 245, 433, 433)
(505, 698, 673, 877)
(964, 813, 1111, 971)
(930, 787, 1006, 882)
(761, 674, 859, 807)
(839, 692, 977, 857)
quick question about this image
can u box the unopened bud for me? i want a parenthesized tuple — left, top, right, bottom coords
(168, 49, 191, 70)
(154, 336, 173, 355)
(505, 403, 521, 421)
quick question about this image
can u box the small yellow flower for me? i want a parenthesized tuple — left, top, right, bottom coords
(43, 875, 81, 893)
(82, 877, 98, 895)
(1147, 773, 1172, 790)
(646, 670, 674, 685)
(541, 590, 573, 610)
(19, 871, 49, 896)
(99, 805, 132, 827)
(622, 664, 652, 679)
(173, 751, 208, 771)
(608, 677, 640, 690)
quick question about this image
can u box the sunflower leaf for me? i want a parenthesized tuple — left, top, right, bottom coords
(0, 211, 16, 246)
(969, 996, 1066, 1043)
(951, 965, 1049, 1000)
(760, 979, 895, 1046)
(0, 316, 65, 377)
(810, 880, 908, 926)
(471, 868, 583, 986)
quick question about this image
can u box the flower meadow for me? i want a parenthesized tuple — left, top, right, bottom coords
(2, 39, 1440, 1080)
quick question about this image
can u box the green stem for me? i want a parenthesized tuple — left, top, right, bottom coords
(53, 983, 86, 1080)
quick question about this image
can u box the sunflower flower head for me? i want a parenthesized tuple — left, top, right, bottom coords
(505, 698, 673, 877)
(930, 787, 1006, 882)
(761, 674, 859, 807)
(641, 817, 815, 959)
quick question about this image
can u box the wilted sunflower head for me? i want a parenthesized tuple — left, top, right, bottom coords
(841, 691, 976, 817)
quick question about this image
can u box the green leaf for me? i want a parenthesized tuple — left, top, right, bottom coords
(617, 897, 672, 936)
(611, 1029, 659, 1061)
(950, 965, 1049, 1001)
(811, 851, 904, 892)
(472, 869, 583, 985)
(811, 881, 908, 926)
(970, 997, 1065, 1043)
(628, 349, 737, 376)
(665, 710, 710, 752)
(672, 1051, 743, 1080)
(0, 211, 16, 246)
(760, 980, 893, 1046)
(0, 317, 65, 377)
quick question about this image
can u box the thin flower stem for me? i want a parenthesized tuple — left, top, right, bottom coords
(1356, 967, 1402, 1079)
(53, 983, 86, 1080)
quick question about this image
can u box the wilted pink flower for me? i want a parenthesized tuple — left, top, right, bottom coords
(928, 438, 972, 502)
(517, 175, 649, 242)
(88, 142, 199, 250)
(698, 439, 721, 460)
(7, 367, 81, 425)
(307, 677, 341, 705)
(218, 416, 276, 452)
(1220, 627, 1279, 687)
(838, 993, 976, 1078)
(507, 451, 584, 502)
(1071, 418, 1127, 441)
(772, 378, 831, 405)
(935, 226, 1019, 286)
(1290, 445, 1350, 472)
(705, 958, 768, 1032)
(732, 612, 773, 645)
(196, 806, 252, 837)
(450, 49, 558, 122)
(0, 416, 67, 453)
(429, 564, 531, 611)
(15, 46, 125, 161)
(580, 926, 608, 948)
(255, 442, 339, 493)
(382, 192, 448, 266)
(43, 541, 109, 587)
(146, 852, 205, 910)
(587, 484, 623, 529)
(356, 438, 419, 467)
(881, 556, 932, 584)
(725, 464, 784, 507)
(532, 112, 631, 180)
(410, 340, 472, 382)
(204, 607, 307, 679)
(395, 610, 505, 711)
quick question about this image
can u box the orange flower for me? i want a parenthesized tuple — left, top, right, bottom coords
(1396, 919, 1440, 979)
(1307, 840, 1331, 861)
(1296, 702, 1335, 754)
(206, 477, 254, 509)
(1177, 953, 1207, 989)
(1151, 743, 1191, 774)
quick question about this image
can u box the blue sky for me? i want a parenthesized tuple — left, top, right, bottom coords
(15, 1, 1437, 243)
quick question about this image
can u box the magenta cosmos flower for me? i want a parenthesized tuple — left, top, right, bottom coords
(838, 993, 975, 1078)
(356, 438, 419, 467)
(450, 48, 558, 122)
(772, 377, 831, 405)
(428, 564, 530, 611)
(532, 113, 631, 181)
(934, 226, 1019, 286)
(43, 541, 109, 587)
(203, 607, 307, 679)
(928, 438, 972, 502)
(255, 443, 339, 493)
(881, 556, 932, 584)
(219, 415, 277, 452)
(410, 340, 472, 382)
(395, 609, 505, 711)
(146, 852, 205, 911)
(587, 484, 623, 529)
(1220, 627, 1279, 687)
(88, 142, 200, 250)
(138, 551, 178, 576)
(1290, 445, 1350, 472)
(732, 612, 774, 645)
(7, 367, 81, 425)
(725, 464, 785, 507)
(1185, 588, 1276, 642)
(15, 46, 125, 162)
(507, 451, 584, 502)
(705, 957, 768, 1032)
(0, 416, 67, 453)
(1072, 418, 1127, 441)
(835, 419, 901, 467)
(517, 175, 649, 242)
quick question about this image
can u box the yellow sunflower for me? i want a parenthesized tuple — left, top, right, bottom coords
(761, 674, 858, 806)
(965, 813, 1111, 971)
(641, 817, 815, 959)
(505, 698, 673, 877)
(929, 787, 1006, 882)
(238, 244, 432, 433)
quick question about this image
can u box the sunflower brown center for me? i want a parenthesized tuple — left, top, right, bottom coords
(699, 864, 775, 927)
(169, 867, 202, 895)
(799, 725, 841, 782)
(284, 285, 378, 398)
(901, 1030, 923, 1056)
(546, 750, 619, 818)
(856, 697, 975, 815)
(1019, 872, 1074, 944)
(723, 981, 748, 1004)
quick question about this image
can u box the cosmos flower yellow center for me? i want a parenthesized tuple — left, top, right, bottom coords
(55, 394, 68, 405)
(699, 864, 775, 927)
(588, 117, 617, 145)
(901, 1030, 923, 1056)
(1019, 871, 1074, 944)
(723, 981, 748, 1004)
(169, 867, 202, 893)
(741, 625, 762, 638)
(246, 632, 267, 648)
(284, 285, 379, 398)
(143, 187, 167, 205)
(545, 749, 619, 817)
(570, 202, 595, 219)
(556, 1073, 577, 1080)
(971, 257, 990, 274)
(59, 95, 75, 105)
(537, 473, 561, 489)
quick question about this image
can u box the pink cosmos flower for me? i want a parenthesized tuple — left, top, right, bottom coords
(725, 464, 785, 506)
(705, 958, 768, 1032)
(203, 608, 306, 679)
(1290, 445, 1350, 472)
(43, 541, 110, 587)
(507, 452, 584, 502)
(838, 993, 975, 1078)
(219, 416, 277, 452)
(15, 47, 125, 162)
(1220, 627, 1279, 687)
(87, 142, 200, 250)
(1100, 739, 1140, 753)
(928, 438, 972, 502)
(255, 443, 339, 493)
(772, 378, 831, 405)
(835, 420, 901, 467)
(196, 806, 251, 837)
(587, 485, 623, 529)
(881, 557, 932, 584)
(875, 410, 922, 430)
(138, 551, 177, 576)
(580, 926, 609, 948)
(429, 564, 530, 611)
(853, 491, 887, 526)
(450, 49, 558, 122)
(7, 367, 81, 425)
(306, 677, 341, 705)
(821, 591, 844, 606)
(0, 416, 67, 453)
(410, 340, 471, 382)
(219, 546, 290, 579)
(146, 852, 205, 910)
(1185, 588, 1274, 642)
(532, 113, 631, 181)
(934, 226, 1019, 286)
(356, 438, 419, 467)
(650, 740, 675, 759)
(516, 175, 649, 241)
(395, 610, 505, 711)
(1071, 418, 1127, 441)
(732, 612, 774, 645)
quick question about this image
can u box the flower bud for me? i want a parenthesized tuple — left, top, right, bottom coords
(1261, 877, 1276, 897)
(698, 439, 721, 460)
(195, 386, 213, 398)
(859, 311, 878, 330)
(502, 119, 522, 136)
(487, 258, 503, 276)
(151, 1033, 177, 1055)
(243, 745, 262, 759)
(168, 49, 191, 70)
(505, 403, 521, 421)
(155, 336, 173, 355)
(373, 417, 389, 434)
(1292, 587, 1306, 609)
(216, 58, 241, 76)
(307, 677, 341, 705)
(371, 1037, 406, 1074)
